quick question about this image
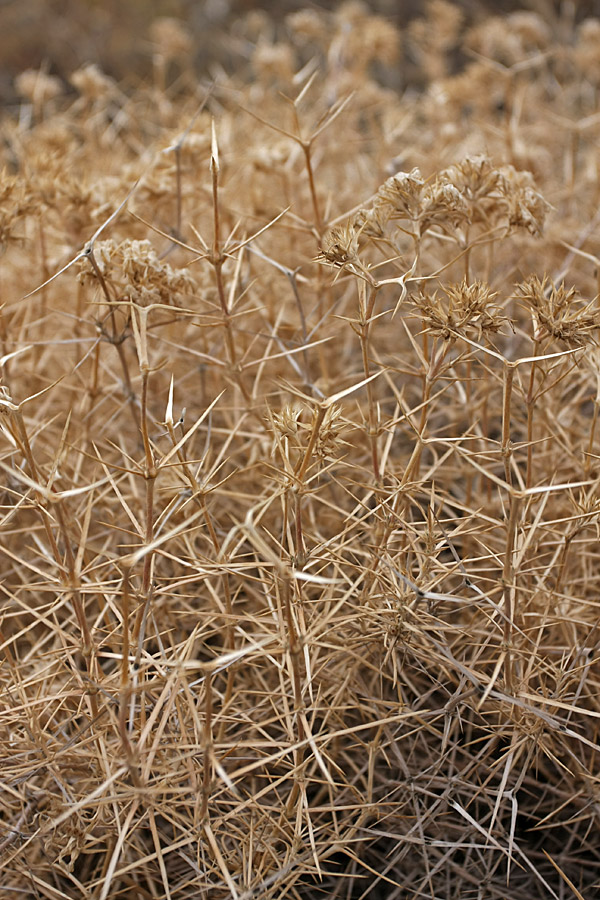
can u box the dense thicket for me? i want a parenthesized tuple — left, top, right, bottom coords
(2, 4, 600, 897)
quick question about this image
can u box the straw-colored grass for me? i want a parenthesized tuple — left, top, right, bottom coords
(2, 3, 600, 898)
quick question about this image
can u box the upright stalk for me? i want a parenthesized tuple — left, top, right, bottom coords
(357, 279, 381, 485)
(209, 120, 251, 406)
(282, 573, 306, 819)
(525, 338, 541, 489)
(502, 492, 522, 693)
(129, 308, 158, 662)
(502, 362, 515, 487)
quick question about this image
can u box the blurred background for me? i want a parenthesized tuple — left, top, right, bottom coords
(2, 0, 600, 106)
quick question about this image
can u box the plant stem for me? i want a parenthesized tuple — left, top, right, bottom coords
(502, 363, 515, 487)
(502, 492, 522, 693)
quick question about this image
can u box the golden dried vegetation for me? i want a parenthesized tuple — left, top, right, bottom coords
(2, 2, 600, 898)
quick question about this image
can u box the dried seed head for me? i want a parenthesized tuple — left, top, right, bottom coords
(269, 403, 345, 463)
(15, 69, 63, 105)
(414, 278, 505, 341)
(435, 59, 504, 117)
(269, 403, 304, 463)
(70, 64, 116, 101)
(252, 41, 295, 81)
(314, 404, 345, 460)
(569, 489, 600, 526)
(149, 17, 193, 60)
(76, 238, 116, 285)
(363, 17, 399, 66)
(286, 9, 325, 43)
(352, 205, 391, 240)
(319, 221, 360, 268)
(375, 168, 424, 221)
(466, 11, 550, 66)
(270, 403, 303, 443)
(436, 156, 549, 235)
(419, 180, 470, 234)
(516, 275, 598, 345)
(408, 1, 463, 80)
(439, 155, 502, 205)
(78, 238, 195, 307)
(372, 158, 548, 240)
(499, 166, 549, 236)
(0, 170, 35, 247)
(335, 7, 399, 70)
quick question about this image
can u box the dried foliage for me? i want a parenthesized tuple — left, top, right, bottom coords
(2, 3, 600, 899)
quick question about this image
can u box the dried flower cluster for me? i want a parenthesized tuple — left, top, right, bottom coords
(2, 4, 600, 900)
(373, 156, 549, 240)
(415, 277, 505, 341)
(78, 238, 197, 307)
(518, 274, 600, 345)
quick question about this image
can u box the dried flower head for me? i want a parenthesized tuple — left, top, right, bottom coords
(568, 489, 600, 533)
(15, 69, 62, 105)
(352, 205, 391, 240)
(414, 278, 505, 341)
(516, 275, 599, 345)
(149, 17, 193, 60)
(70, 63, 116, 101)
(319, 221, 360, 268)
(314, 403, 346, 461)
(466, 11, 550, 66)
(78, 238, 196, 307)
(375, 168, 424, 222)
(499, 166, 550, 236)
(0, 170, 35, 247)
(269, 402, 345, 464)
(253, 41, 295, 81)
(439, 155, 501, 207)
(286, 9, 325, 43)
(334, 10, 399, 71)
(436, 60, 504, 117)
(408, 1, 463, 80)
(270, 403, 303, 447)
(434, 156, 549, 236)
(419, 180, 470, 234)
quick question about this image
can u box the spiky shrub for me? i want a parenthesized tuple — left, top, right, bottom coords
(2, 3, 600, 898)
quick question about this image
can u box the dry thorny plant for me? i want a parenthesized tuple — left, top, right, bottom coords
(2, 3, 600, 898)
